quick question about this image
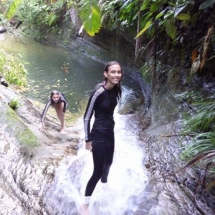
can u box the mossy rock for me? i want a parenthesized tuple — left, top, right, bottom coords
(0, 101, 38, 147)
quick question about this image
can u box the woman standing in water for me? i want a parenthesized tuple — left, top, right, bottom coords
(83, 61, 123, 207)
(39, 90, 68, 133)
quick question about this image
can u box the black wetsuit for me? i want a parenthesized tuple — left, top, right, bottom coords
(41, 93, 67, 124)
(84, 85, 118, 196)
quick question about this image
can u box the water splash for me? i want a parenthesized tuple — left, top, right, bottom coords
(45, 88, 148, 215)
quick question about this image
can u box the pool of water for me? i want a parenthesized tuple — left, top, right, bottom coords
(0, 32, 144, 116)
(0, 33, 107, 113)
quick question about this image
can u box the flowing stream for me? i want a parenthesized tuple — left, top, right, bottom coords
(0, 33, 149, 214)
(1, 32, 205, 215)
(45, 103, 148, 214)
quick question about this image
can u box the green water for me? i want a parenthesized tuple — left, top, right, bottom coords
(0, 33, 104, 113)
(0, 32, 144, 118)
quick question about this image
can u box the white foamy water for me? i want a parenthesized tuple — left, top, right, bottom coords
(45, 88, 148, 215)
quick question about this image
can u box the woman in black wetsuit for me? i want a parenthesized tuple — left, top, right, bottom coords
(83, 61, 123, 206)
(39, 90, 68, 133)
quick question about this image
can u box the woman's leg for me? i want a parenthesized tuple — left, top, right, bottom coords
(101, 133, 115, 183)
(54, 102, 65, 131)
(85, 141, 106, 196)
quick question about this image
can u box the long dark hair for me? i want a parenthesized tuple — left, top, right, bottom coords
(49, 90, 63, 106)
(103, 61, 122, 99)
(50, 90, 60, 99)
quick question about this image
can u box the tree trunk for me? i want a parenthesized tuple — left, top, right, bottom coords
(152, 20, 158, 92)
(134, 1, 141, 63)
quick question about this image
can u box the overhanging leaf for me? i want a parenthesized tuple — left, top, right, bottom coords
(174, 3, 189, 18)
(140, 0, 151, 11)
(150, 3, 158, 13)
(155, 8, 167, 20)
(176, 13, 191, 21)
(135, 20, 153, 39)
(199, 0, 215, 10)
(79, 0, 101, 36)
(5, 0, 23, 19)
(155, 12, 164, 20)
(165, 19, 176, 39)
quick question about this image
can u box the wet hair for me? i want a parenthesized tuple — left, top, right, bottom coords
(103, 61, 122, 99)
(49, 90, 62, 106)
(50, 90, 60, 99)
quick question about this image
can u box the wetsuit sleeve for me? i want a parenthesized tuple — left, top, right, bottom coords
(41, 99, 52, 124)
(59, 93, 68, 112)
(83, 87, 103, 142)
(62, 100, 67, 112)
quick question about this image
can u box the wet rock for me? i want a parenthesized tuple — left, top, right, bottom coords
(0, 85, 80, 214)
(137, 117, 215, 215)
(0, 26, 6, 34)
(0, 138, 10, 153)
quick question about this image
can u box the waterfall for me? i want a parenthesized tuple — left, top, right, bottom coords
(45, 87, 148, 215)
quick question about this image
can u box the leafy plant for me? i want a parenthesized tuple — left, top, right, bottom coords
(134, 0, 194, 40)
(5, 0, 23, 19)
(5, 0, 69, 37)
(199, 0, 215, 10)
(0, 49, 27, 86)
(78, 0, 101, 36)
(181, 132, 215, 159)
(8, 98, 19, 110)
(176, 91, 215, 134)
(179, 91, 215, 189)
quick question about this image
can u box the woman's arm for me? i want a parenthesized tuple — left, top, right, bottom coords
(85, 141, 92, 151)
(39, 99, 52, 130)
(83, 86, 104, 142)
(60, 94, 68, 112)
(83, 95, 95, 142)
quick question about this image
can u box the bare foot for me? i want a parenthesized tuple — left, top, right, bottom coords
(79, 204, 90, 215)
(59, 129, 65, 134)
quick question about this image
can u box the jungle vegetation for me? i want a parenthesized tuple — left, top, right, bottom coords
(2, 0, 215, 189)
(0, 49, 27, 86)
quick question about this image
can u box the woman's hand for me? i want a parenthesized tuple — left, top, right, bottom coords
(85, 141, 92, 152)
(39, 123, 44, 132)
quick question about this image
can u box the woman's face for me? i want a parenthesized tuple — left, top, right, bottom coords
(104, 64, 122, 86)
(52, 94, 60, 103)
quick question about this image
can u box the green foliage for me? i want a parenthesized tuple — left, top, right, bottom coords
(165, 19, 176, 39)
(0, 49, 27, 86)
(140, 55, 179, 84)
(135, 21, 152, 39)
(184, 100, 215, 133)
(199, 0, 215, 10)
(8, 98, 19, 110)
(176, 91, 215, 134)
(5, 106, 38, 146)
(5, 0, 23, 19)
(19, 128, 38, 146)
(5, 0, 211, 46)
(78, 0, 101, 36)
(140, 61, 152, 82)
(100, 0, 140, 29)
(178, 91, 215, 188)
(10, 0, 69, 35)
(181, 132, 215, 159)
(134, 0, 194, 39)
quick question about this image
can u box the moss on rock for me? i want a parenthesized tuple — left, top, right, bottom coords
(2, 102, 39, 147)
